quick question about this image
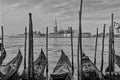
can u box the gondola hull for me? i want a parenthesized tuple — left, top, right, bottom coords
(115, 54, 120, 68)
(0, 49, 6, 65)
(104, 54, 120, 80)
(104, 72, 120, 80)
(22, 49, 47, 80)
(50, 72, 71, 80)
(0, 50, 23, 80)
(50, 51, 72, 80)
(81, 52, 103, 80)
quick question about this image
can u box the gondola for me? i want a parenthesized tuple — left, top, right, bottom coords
(22, 49, 47, 80)
(104, 72, 120, 80)
(0, 49, 6, 65)
(105, 54, 120, 71)
(50, 50, 72, 80)
(104, 54, 120, 80)
(115, 54, 120, 68)
(104, 53, 120, 80)
(0, 50, 23, 80)
(81, 52, 103, 80)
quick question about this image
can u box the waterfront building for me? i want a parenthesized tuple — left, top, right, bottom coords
(116, 24, 120, 33)
(48, 33, 64, 38)
(10, 31, 45, 38)
(82, 32, 91, 38)
(74, 30, 91, 38)
(115, 24, 120, 37)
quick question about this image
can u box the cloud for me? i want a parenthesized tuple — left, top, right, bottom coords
(1, 0, 49, 12)
(1, 0, 120, 34)
(51, 2, 69, 8)
(2, 0, 120, 16)
(48, 9, 66, 17)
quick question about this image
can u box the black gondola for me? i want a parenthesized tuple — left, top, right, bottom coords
(115, 54, 120, 68)
(0, 50, 23, 80)
(81, 52, 103, 80)
(0, 49, 6, 65)
(22, 49, 47, 80)
(50, 50, 72, 80)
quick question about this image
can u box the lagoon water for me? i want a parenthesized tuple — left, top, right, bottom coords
(2, 37, 120, 79)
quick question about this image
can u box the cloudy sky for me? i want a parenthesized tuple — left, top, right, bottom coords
(0, 0, 120, 35)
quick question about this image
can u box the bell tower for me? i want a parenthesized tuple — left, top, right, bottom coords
(54, 18, 57, 33)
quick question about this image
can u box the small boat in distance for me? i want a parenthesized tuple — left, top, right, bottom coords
(50, 50, 72, 80)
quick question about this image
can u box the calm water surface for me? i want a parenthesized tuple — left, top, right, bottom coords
(2, 37, 120, 79)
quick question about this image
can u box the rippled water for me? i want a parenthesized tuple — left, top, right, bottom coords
(2, 37, 120, 79)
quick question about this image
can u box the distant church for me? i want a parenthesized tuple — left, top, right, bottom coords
(48, 18, 64, 38)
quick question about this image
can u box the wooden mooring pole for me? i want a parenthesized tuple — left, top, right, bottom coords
(24, 27, 27, 70)
(109, 26, 112, 80)
(94, 28, 98, 66)
(108, 13, 115, 80)
(101, 24, 106, 73)
(46, 27, 48, 80)
(79, 0, 83, 80)
(111, 13, 115, 71)
(77, 33, 80, 80)
(1, 26, 4, 50)
(70, 27, 74, 76)
(28, 13, 35, 80)
(0, 26, 4, 65)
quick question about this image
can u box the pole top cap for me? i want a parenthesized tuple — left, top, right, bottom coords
(29, 13, 32, 16)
